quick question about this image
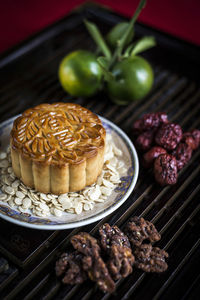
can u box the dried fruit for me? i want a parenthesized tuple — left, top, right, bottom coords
(133, 112, 168, 134)
(132, 119, 143, 135)
(135, 130, 155, 151)
(172, 143, 193, 170)
(143, 146, 166, 168)
(182, 129, 200, 150)
(154, 154, 177, 185)
(155, 123, 182, 150)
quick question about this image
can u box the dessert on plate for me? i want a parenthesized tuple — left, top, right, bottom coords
(10, 102, 106, 194)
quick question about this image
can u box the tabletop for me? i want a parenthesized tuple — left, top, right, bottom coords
(0, 4, 200, 300)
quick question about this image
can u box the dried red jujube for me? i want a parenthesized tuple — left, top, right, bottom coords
(135, 130, 155, 151)
(182, 129, 200, 150)
(143, 146, 167, 168)
(132, 112, 168, 134)
(172, 143, 193, 170)
(154, 154, 177, 185)
(155, 123, 182, 150)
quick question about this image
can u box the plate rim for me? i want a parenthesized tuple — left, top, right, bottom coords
(0, 115, 139, 230)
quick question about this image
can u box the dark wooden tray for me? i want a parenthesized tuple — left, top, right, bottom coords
(0, 4, 200, 300)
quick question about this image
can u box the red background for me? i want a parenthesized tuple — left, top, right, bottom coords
(0, 0, 200, 54)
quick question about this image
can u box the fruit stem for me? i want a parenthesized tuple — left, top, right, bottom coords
(109, 0, 146, 68)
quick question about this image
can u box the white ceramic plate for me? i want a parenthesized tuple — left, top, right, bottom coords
(0, 115, 139, 230)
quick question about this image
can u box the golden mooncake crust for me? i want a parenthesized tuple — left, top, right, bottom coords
(10, 102, 106, 194)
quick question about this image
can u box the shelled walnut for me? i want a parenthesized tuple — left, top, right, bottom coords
(134, 244, 169, 273)
(55, 216, 168, 293)
(124, 216, 161, 247)
(71, 232, 115, 293)
(99, 223, 134, 280)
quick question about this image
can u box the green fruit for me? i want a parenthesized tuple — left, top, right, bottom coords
(107, 56, 154, 105)
(58, 50, 102, 97)
(107, 22, 134, 49)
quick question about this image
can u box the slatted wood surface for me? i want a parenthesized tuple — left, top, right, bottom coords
(0, 4, 200, 300)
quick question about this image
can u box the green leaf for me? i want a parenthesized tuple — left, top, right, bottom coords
(97, 57, 114, 81)
(131, 36, 156, 56)
(109, 0, 146, 67)
(84, 19, 111, 60)
(106, 22, 134, 49)
(123, 43, 135, 57)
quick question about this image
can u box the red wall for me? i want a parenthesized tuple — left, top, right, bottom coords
(0, 0, 199, 54)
